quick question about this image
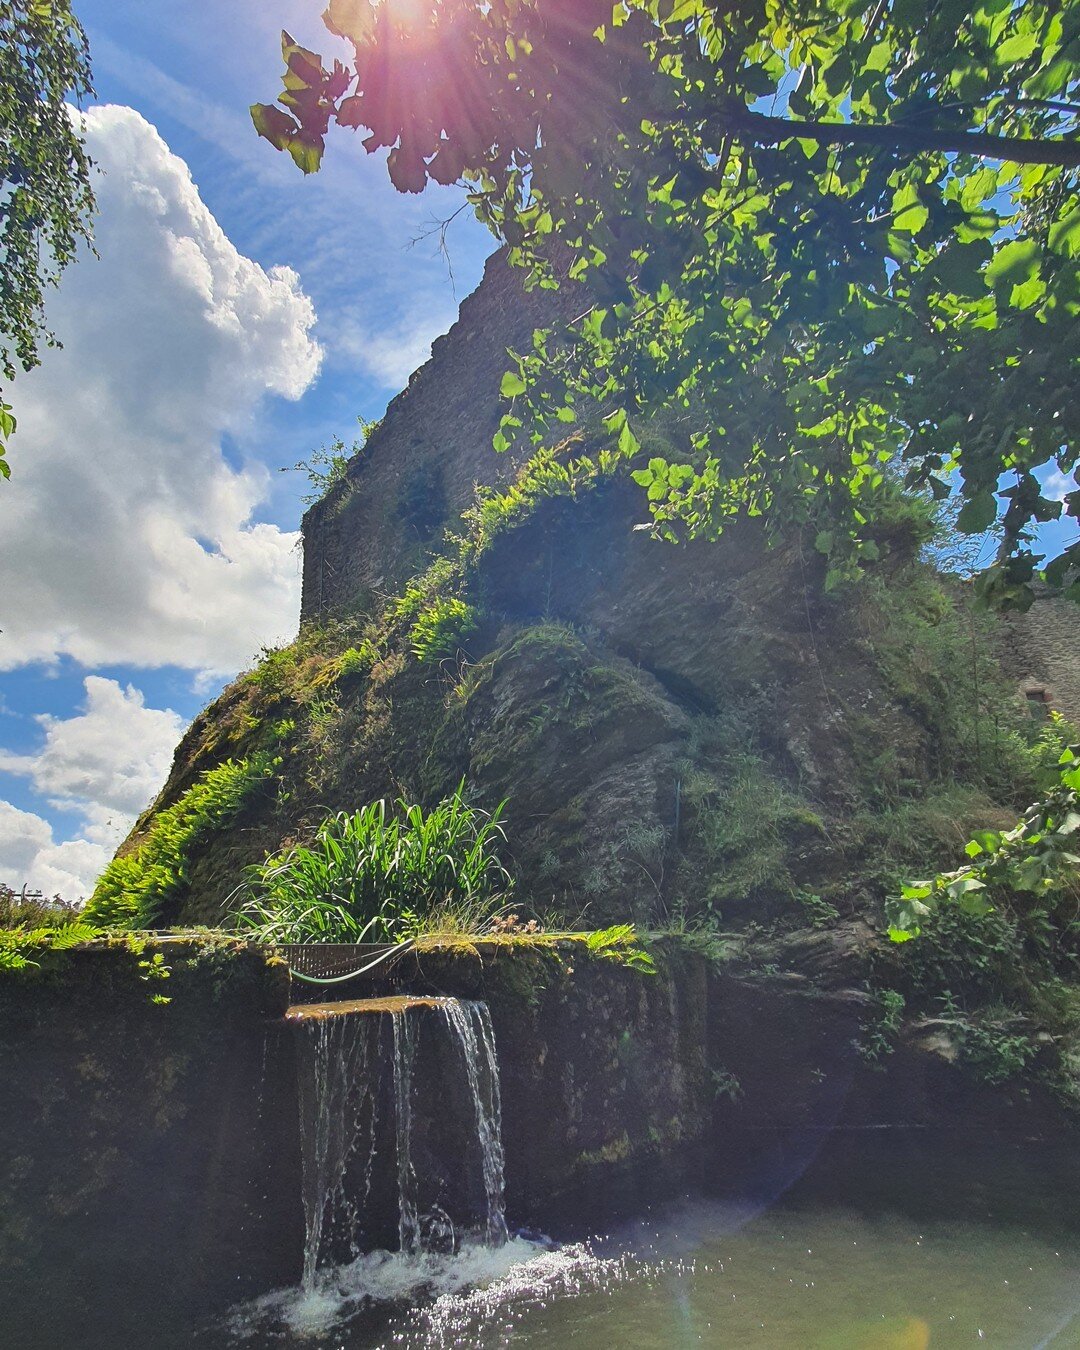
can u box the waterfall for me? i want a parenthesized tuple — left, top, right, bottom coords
(439, 1000, 508, 1248)
(295, 1013, 375, 1290)
(291, 996, 508, 1290)
(391, 1006, 420, 1255)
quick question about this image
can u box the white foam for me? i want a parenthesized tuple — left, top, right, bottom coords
(396, 1241, 622, 1347)
(223, 1235, 586, 1342)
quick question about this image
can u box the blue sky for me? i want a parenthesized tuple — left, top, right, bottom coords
(0, 0, 495, 897)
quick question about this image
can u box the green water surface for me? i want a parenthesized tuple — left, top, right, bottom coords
(222, 1200, 1080, 1349)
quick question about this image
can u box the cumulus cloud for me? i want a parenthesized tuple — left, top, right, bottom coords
(0, 105, 320, 677)
(0, 677, 186, 899)
(0, 676, 184, 822)
(0, 803, 112, 901)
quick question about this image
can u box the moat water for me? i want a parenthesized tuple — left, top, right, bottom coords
(205, 995, 1080, 1349)
(210, 1195, 1080, 1348)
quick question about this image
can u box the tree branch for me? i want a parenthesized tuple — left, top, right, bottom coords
(717, 104, 1080, 169)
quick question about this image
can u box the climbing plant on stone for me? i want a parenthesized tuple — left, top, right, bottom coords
(888, 742, 1080, 940)
(252, 0, 1079, 606)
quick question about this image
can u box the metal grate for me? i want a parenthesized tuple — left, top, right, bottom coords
(279, 941, 411, 985)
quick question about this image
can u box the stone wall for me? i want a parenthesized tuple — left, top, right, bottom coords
(0, 937, 297, 1349)
(996, 585, 1080, 725)
(0, 937, 709, 1346)
(4, 937, 1078, 1346)
(300, 250, 577, 620)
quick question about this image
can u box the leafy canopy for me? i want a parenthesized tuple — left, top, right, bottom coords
(0, 0, 96, 477)
(254, 0, 1079, 604)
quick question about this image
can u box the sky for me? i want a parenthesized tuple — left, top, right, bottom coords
(0, 0, 495, 898)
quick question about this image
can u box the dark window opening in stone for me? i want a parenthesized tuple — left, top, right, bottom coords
(1025, 687, 1051, 720)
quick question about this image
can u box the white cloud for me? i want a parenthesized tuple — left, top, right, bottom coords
(0, 676, 186, 899)
(90, 34, 297, 189)
(0, 105, 320, 677)
(337, 302, 460, 389)
(0, 802, 112, 901)
(87, 28, 492, 392)
(0, 676, 184, 821)
(1043, 467, 1077, 503)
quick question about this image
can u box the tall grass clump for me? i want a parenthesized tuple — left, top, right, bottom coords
(233, 785, 513, 944)
(0, 884, 83, 930)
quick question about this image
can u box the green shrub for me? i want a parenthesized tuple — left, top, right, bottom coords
(388, 557, 458, 623)
(85, 755, 275, 928)
(583, 923, 656, 974)
(796, 889, 840, 929)
(953, 1010, 1040, 1085)
(232, 784, 513, 944)
(683, 754, 803, 904)
(282, 416, 378, 506)
(0, 884, 83, 930)
(246, 618, 370, 699)
(888, 743, 1080, 944)
(859, 987, 907, 1061)
(855, 569, 1051, 805)
(335, 641, 380, 678)
(886, 905, 1027, 1003)
(460, 443, 615, 559)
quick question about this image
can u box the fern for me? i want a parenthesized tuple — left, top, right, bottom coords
(0, 921, 100, 971)
(85, 754, 275, 928)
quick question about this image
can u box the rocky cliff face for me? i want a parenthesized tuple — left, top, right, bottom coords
(106, 253, 1080, 1107)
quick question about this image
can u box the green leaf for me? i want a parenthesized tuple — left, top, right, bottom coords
(929, 239, 991, 295)
(945, 875, 986, 899)
(985, 239, 1041, 290)
(995, 30, 1038, 62)
(287, 136, 324, 174)
(322, 0, 376, 43)
(957, 492, 997, 534)
(500, 371, 527, 398)
(582, 308, 608, 341)
(1048, 209, 1080, 260)
(618, 419, 640, 457)
(251, 103, 297, 151)
(891, 183, 928, 234)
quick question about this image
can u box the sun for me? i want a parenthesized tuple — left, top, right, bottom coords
(324, 0, 438, 47)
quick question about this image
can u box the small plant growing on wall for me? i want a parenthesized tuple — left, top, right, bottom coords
(232, 783, 513, 944)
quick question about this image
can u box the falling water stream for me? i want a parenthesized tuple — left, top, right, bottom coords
(290, 995, 508, 1299)
(438, 999, 507, 1249)
(219, 999, 1080, 1349)
(295, 1005, 377, 1290)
